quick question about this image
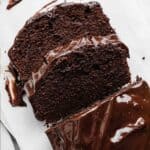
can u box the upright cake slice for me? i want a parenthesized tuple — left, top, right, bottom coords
(7, 1, 130, 123)
(46, 79, 150, 150)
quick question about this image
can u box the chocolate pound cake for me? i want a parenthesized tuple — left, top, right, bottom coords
(46, 79, 150, 150)
(7, 1, 130, 123)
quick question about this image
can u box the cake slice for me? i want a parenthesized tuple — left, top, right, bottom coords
(46, 79, 150, 150)
(8, 1, 115, 82)
(28, 35, 130, 122)
(7, 1, 130, 123)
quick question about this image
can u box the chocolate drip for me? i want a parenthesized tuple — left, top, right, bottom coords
(46, 80, 150, 150)
(5, 63, 26, 106)
(7, 0, 22, 10)
(5, 76, 18, 105)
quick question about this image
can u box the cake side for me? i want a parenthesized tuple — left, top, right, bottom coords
(46, 80, 150, 150)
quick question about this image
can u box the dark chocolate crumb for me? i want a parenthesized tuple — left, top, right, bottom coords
(142, 56, 145, 60)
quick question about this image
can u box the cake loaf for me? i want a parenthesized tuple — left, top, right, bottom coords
(7, 1, 130, 123)
(46, 79, 150, 150)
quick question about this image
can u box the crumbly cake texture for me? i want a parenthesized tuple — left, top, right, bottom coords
(7, 1, 130, 123)
(46, 79, 150, 150)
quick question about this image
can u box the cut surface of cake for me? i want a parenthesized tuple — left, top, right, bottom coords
(7, 1, 130, 123)
(46, 79, 150, 150)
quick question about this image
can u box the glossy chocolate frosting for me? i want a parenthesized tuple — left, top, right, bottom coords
(5, 64, 26, 106)
(46, 79, 150, 150)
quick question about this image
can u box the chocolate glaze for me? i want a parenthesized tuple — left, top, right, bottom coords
(46, 80, 150, 150)
(5, 63, 26, 106)
(5, 72, 26, 106)
(5, 74, 18, 105)
(7, 0, 22, 10)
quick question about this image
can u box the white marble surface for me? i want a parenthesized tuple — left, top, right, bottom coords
(0, 0, 150, 150)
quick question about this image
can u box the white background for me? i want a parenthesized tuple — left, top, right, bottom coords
(0, 0, 150, 150)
